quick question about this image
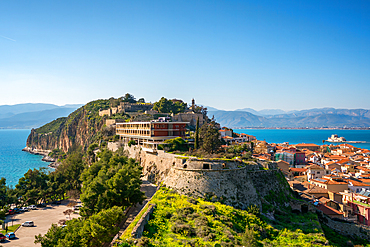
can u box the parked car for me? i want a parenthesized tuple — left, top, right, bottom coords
(0, 233, 6, 242)
(36, 203, 46, 208)
(22, 221, 34, 227)
(20, 207, 29, 212)
(28, 205, 37, 210)
(8, 209, 15, 215)
(72, 205, 82, 210)
(5, 232, 15, 240)
(12, 208, 20, 213)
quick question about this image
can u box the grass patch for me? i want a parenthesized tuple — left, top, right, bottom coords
(117, 188, 331, 247)
(0, 224, 20, 234)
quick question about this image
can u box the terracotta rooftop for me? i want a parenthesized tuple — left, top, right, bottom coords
(290, 168, 307, 173)
(295, 143, 320, 147)
(306, 164, 325, 170)
(316, 203, 343, 215)
(311, 178, 347, 185)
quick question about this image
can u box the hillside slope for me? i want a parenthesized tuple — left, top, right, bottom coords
(26, 99, 110, 152)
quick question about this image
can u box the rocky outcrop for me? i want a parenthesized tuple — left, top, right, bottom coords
(26, 100, 110, 153)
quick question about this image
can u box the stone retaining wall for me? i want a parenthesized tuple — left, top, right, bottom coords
(131, 204, 156, 239)
(109, 143, 292, 210)
(318, 211, 370, 241)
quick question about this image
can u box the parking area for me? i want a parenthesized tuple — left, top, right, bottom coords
(2, 200, 80, 247)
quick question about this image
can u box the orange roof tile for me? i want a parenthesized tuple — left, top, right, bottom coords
(316, 203, 343, 215)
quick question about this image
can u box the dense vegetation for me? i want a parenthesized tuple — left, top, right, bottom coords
(153, 97, 187, 114)
(28, 146, 145, 246)
(0, 142, 145, 247)
(118, 188, 326, 246)
(80, 149, 145, 217)
(119, 188, 370, 247)
(35, 117, 67, 134)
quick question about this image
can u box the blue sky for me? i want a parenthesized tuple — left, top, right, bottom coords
(1, 0, 369, 111)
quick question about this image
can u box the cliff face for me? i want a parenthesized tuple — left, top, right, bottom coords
(26, 99, 110, 152)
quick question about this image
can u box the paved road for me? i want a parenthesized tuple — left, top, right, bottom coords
(2, 200, 80, 247)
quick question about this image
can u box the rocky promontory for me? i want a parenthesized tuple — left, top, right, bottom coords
(25, 99, 109, 153)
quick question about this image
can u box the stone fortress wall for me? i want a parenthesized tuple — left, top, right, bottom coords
(118, 144, 290, 210)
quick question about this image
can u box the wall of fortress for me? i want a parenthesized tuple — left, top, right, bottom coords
(116, 143, 291, 209)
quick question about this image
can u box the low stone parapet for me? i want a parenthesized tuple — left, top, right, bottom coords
(131, 204, 156, 239)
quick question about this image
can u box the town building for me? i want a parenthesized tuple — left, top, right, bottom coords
(116, 120, 188, 151)
(295, 143, 320, 152)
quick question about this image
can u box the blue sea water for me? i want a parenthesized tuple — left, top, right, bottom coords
(233, 129, 370, 151)
(0, 129, 51, 188)
(1, 128, 370, 188)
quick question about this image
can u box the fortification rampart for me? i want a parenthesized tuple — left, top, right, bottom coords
(113, 143, 290, 209)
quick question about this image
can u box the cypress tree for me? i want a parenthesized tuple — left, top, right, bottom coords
(195, 117, 199, 149)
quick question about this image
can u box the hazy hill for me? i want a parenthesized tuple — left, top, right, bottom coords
(209, 108, 370, 128)
(235, 108, 289, 116)
(0, 103, 82, 129)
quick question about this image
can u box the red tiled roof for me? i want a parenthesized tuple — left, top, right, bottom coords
(290, 168, 307, 173)
(295, 143, 320, 147)
(316, 203, 343, 215)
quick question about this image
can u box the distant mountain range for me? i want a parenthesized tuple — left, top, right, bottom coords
(0, 103, 83, 129)
(1, 103, 369, 129)
(208, 108, 370, 128)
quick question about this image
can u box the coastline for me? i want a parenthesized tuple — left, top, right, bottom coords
(22, 146, 59, 169)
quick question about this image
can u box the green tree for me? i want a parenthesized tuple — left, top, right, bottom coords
(137, 98, 145, 103)
(15, 168, 49, 205)
(199, 121, 222, 154)
(153, 97, 172, 113)
(158, 137, 187, 152)
(194, 117, 200, 150)
(35, 224, 66, 247)
(87, 143, 99, 164)
(0, 178, 8, 207)
(122, 93, 136, 103)
(80, 150, 145, 217)
(172, 101, 187, 114)
(153, 97, 187, 114)
(35, 206, 124, 247)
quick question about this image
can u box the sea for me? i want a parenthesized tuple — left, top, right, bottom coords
(233, 129, 370, 150)
(0, 129, 51, 188)
(1, 128, 370, 188)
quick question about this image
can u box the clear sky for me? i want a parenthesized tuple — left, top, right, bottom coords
(1, 0, 369, 111)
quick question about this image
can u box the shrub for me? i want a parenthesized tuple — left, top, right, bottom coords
(128, 140, 136, 147)
(171, 222, 196, 236)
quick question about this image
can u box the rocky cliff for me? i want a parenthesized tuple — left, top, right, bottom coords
(26, 99, 111, 152)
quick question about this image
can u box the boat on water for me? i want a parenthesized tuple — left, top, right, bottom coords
(327, 134, 346, 143)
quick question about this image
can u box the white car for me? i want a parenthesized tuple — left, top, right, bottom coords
(22, 221, 34, 227)
(72, 205, 82, 210)
(20, 207, 29, 212)
(28, 205, 37, 210)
